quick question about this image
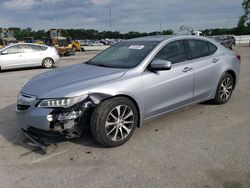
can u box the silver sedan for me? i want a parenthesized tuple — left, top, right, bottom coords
(16, 35, 240, 148)
(0, 43, 60, 70)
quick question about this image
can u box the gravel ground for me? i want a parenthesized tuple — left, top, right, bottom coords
(0, 48, 249, 188)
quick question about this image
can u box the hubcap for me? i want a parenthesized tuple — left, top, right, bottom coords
(44, 59, 52, 67)
(220, 77, 233, 101)
(105, 105, 134, 141)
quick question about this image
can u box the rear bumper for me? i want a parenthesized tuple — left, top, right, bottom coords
(52, 54, 60, 64)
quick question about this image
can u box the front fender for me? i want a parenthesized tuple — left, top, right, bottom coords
(88, 92, 144, 127)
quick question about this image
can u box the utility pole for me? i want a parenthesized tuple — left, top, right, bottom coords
(160, 22, 162, 33)
(109, 6, 112, 31)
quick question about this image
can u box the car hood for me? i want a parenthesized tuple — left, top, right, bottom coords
(21, 63, 126, 98)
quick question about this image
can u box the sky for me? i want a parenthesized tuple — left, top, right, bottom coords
(0, 0, 244, 32)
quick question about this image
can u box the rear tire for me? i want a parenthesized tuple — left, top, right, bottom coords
(42, 58, 54, 68)
(90, 97, 138, 147)
(212, 73, 234, 104)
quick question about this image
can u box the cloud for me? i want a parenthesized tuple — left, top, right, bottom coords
(91, 0, 110, 5)
(1, 0, 35, 9)
(0, 0, 243, 32)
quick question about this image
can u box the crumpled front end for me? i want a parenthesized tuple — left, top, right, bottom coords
(16, 93, 98, 144)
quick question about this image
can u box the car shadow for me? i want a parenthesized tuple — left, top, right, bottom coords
(0, 103, 101, 155)
(199, 100, 214, 105)
(199, 100, 223, 106)
(0, 66, 56, 73)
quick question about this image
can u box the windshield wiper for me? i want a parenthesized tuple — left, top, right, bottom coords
(90, 63, 114, 68)
(87, 61, 126, 69)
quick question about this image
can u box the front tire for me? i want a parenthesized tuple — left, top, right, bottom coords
(212, 73, 234, 104)
(42, 58, 54, 68)
(90, 97, 138, 147)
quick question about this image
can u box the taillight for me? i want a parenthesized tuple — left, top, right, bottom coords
(236, 53, 241, 61)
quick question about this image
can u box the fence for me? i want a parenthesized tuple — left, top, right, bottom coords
(235, 35, 250, 46)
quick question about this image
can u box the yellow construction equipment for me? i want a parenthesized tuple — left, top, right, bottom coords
(36, 40, 44, 45)
(51, 37, 74, 56)
(48, 29, 74, 56)
(67, 37, 82, 52)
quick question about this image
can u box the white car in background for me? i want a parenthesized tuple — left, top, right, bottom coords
(0, 43, 60, 70)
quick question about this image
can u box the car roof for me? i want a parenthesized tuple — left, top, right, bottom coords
(126, 35, 213, 42)
(15, 43, 48, 47)
(5, 43, 49, 48)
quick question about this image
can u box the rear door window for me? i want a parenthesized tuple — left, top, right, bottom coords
(187, 40, 210, 59)
(22, 44, 41, 53)
(207, 42, 217, 55)
(40, 46, 48, 51)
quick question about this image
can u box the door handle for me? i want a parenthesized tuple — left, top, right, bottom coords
(183, 67, 193, 72)
(212, 58, 219, 63)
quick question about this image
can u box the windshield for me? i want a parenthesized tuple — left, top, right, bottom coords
(88, 41, 159, 69)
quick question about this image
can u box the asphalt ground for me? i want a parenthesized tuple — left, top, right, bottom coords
(0, 48, 249, 188)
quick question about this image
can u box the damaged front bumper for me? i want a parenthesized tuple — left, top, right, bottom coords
(16, 96, 95, 147)
(22, 128, 60, 151)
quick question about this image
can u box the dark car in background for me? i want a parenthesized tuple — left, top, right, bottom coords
(210, 35, 236, 50)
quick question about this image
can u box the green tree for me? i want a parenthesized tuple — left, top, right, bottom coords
(237, 0, 250, 34)
(162, 29, 174, 35)
(243, 0, 250, 33)
(243, 0, 250, 19)
(2, 27, 175, 41)
(236, 16, 247, 35)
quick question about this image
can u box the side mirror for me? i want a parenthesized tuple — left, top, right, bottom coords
(1, 51, 8, 55)
(150, 59, 172, 71)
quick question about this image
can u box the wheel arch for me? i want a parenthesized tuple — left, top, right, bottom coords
(43, 57, 54, 63)
(89, 93, 142, 128)
(115, 94, 141, 127)
(212, 69, 237, 99)
(225, 69, 236, 89)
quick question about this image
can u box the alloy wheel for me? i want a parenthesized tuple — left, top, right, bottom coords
(105, 105, 134, 141)
(220, 77, 233, 101)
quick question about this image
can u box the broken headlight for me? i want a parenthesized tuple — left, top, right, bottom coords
(37, 95, 88, 108)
